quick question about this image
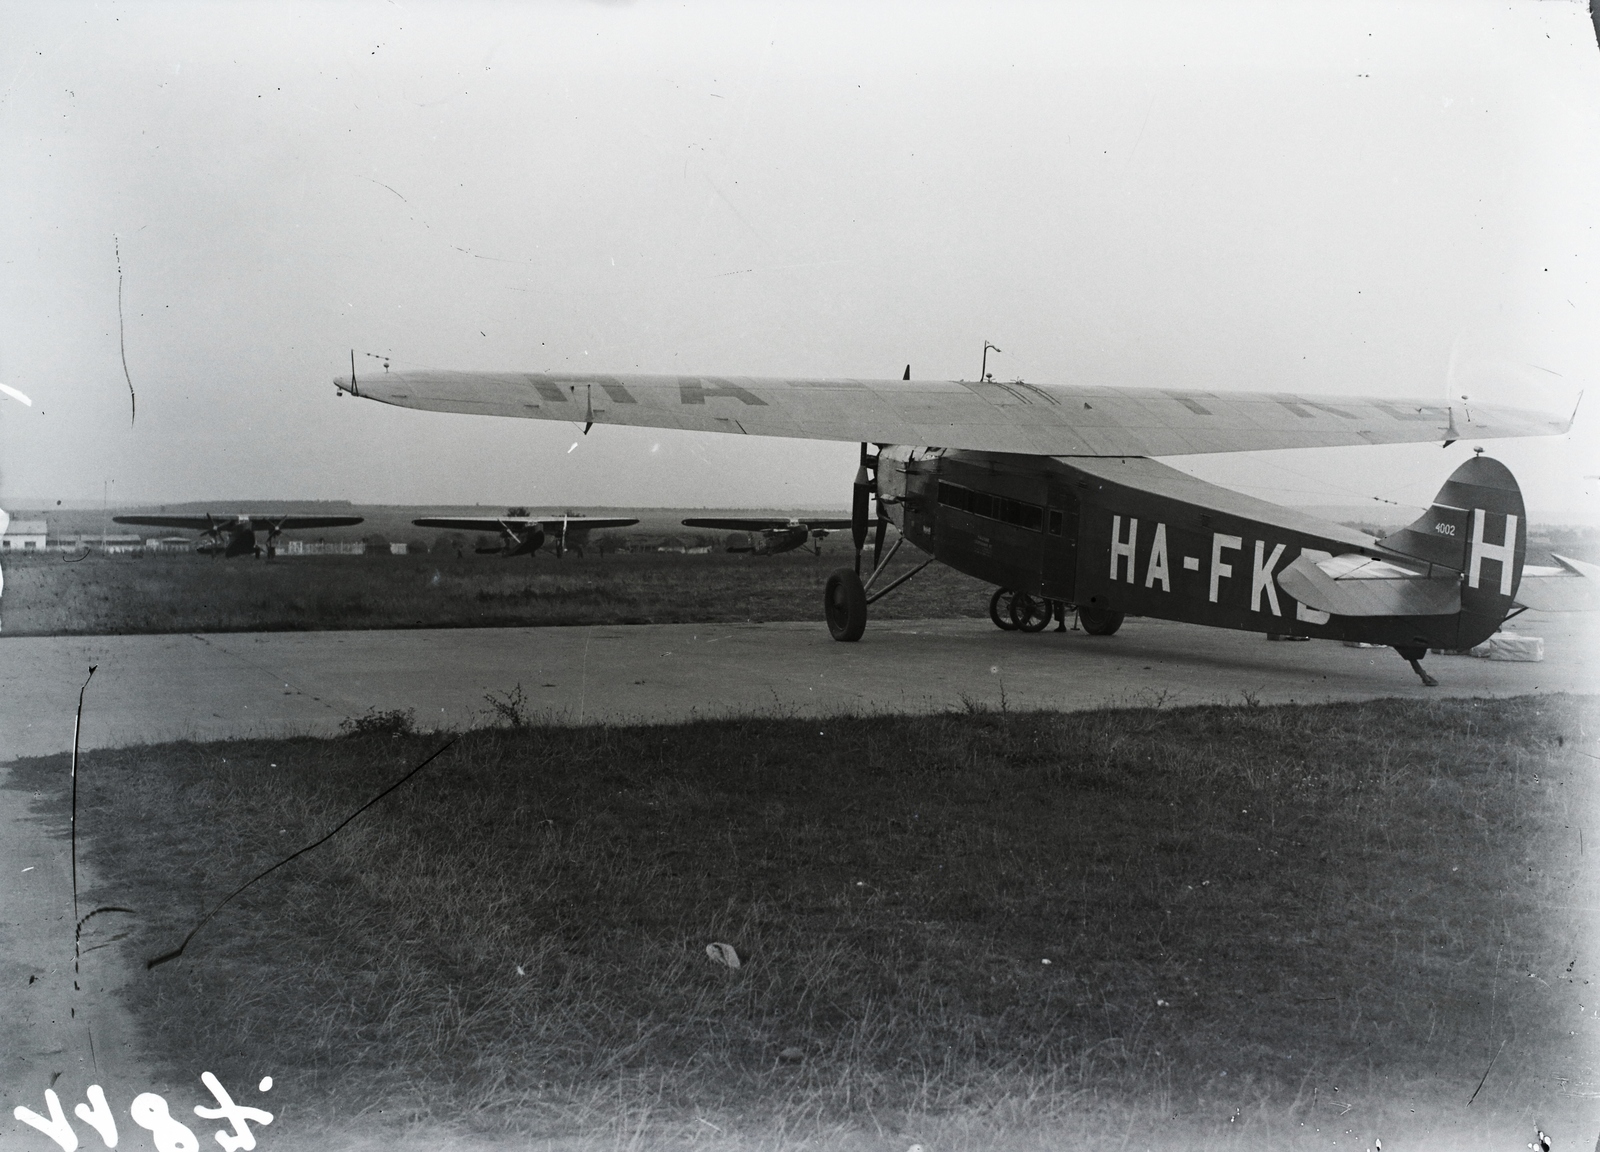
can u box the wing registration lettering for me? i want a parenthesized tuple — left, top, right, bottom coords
(679, 378, 768, 406)
(1373, 403, 1436, 422)
(1271, 395, 1355, 419)
(1164, 392, 1213, 416)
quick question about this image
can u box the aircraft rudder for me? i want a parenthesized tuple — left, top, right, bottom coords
(1380, 455, 1525, 647)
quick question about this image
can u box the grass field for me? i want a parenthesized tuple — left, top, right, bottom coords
(0, 547, 990, 636)
(12, 694, 1595, 1150)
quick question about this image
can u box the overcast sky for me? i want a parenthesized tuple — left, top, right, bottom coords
(3, 0, 1598, 519)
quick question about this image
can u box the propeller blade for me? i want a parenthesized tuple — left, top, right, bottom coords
(852, 443, 871, 576)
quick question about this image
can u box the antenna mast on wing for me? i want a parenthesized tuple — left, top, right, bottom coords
(981, 342, 1001, 382)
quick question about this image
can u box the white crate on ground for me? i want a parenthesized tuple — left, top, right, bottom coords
(1468, 632, 1544, 662)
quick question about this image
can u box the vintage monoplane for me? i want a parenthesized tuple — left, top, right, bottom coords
(113, 513, 365, 558)
(412, 510, 638, 557)
(682, 516, 854, 556)
(334, 362, 1594, 684)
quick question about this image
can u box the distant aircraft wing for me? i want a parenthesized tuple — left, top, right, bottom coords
(261, 516, 365, 529)
(412, 516, 637, 531)
(414, 517, 526, 532)
(335, 370, 1572, 456)
(1277, 551, 1461, 618)
(112, 515, 362, 529)
(1513, 553, 1600, 612)
(538, 516, 638, 531)
(682, 517, 855, 531)
(114, 515, 221, 530)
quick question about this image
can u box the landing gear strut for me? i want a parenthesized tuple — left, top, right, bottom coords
(1395, 645, 1438, 687)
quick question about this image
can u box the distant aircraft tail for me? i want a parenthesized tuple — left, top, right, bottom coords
(1380, 454, 1525, 645)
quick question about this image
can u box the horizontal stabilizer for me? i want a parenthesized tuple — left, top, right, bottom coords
(1277, 551, 1461, 618)
(1513, 553, 1600, 612)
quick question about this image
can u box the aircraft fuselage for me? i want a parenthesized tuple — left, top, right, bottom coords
(196, 527, 260, 558)
(876, 446, 1521, 655)
(750, 526, 813, 555)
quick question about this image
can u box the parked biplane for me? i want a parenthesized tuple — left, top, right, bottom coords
(113, 513, 365, 558)
(334, 361, 1594, 683)
(682, 516, 854, 556)
(412, 510, 638, 557)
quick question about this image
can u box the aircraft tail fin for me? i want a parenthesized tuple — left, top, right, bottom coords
(1379, 454, 1525, 644)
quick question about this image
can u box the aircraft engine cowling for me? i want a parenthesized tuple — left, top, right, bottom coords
(873, 445, 915, 531)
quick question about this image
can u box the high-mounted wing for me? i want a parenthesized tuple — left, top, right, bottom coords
(334, 370, 1572, 457)
(112, 515, 363, 530)
(539, 516, 638, 531)
(114, 515, 229, 530)
(412, 516, 637, 531)
(682, 517, 855, 531)
(413, 517, 527, 532)
(263, 516, 365, 529)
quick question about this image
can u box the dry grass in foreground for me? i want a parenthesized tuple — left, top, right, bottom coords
(11, 696, 1595, 1151)
(0, 547, 988, 636)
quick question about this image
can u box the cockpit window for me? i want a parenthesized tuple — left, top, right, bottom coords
(937, 481, 1044, 532)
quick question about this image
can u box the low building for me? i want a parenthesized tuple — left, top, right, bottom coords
(100, 533, 144, 554)
(144, 536, 195, 553)
(278, 540, 366, 556)
(0, 520, 47, 551)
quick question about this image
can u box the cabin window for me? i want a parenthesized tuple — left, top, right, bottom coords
(937, 481, 1044, 532)
(1048, 509, 1063, 536)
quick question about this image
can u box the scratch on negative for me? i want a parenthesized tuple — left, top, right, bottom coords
(359, 176, 535, 264)
(115, 237, 135, 424)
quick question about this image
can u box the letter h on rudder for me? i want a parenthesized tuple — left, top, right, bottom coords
(1110, 515, 1137, 583)
(1468, 508, 1517, 595)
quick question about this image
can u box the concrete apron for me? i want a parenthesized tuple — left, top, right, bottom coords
(1, 613, 1593, 761)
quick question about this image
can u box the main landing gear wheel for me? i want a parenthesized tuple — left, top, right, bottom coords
(1077, 606, 1125, 636)
(1009, 592, 1053, 632)
(824, 568, 867, 642)
(989, 588, 1019, 631)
